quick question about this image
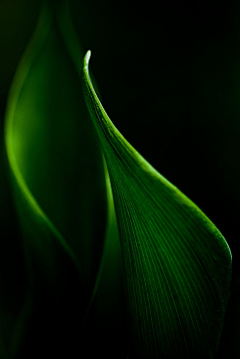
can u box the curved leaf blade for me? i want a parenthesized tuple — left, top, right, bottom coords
(68, 161, 129, 358)
(82, 51, 232, 358)
(3, 3, 107, 356)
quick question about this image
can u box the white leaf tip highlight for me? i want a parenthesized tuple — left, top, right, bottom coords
(84, 50, 91, 70)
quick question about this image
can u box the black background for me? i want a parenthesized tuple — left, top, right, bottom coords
(0, 0, 240, 357)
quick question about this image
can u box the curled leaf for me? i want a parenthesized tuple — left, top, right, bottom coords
(4, 3, 107, 357)
(82, 50, 232, 358)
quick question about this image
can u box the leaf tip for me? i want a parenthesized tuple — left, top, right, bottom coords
(84, 50, 91, 70)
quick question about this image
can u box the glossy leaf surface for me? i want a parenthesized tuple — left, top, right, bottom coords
(82, 50, 232, 359)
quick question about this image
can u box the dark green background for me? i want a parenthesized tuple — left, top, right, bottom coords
(0, 0, 239, 357)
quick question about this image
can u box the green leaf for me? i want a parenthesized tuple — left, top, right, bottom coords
(82, 50, 232, 358)
(68, 161, 129, 358)
(4, 2, 107, 356)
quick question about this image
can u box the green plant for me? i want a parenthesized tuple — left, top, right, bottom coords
(0, 1, 234, 358)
